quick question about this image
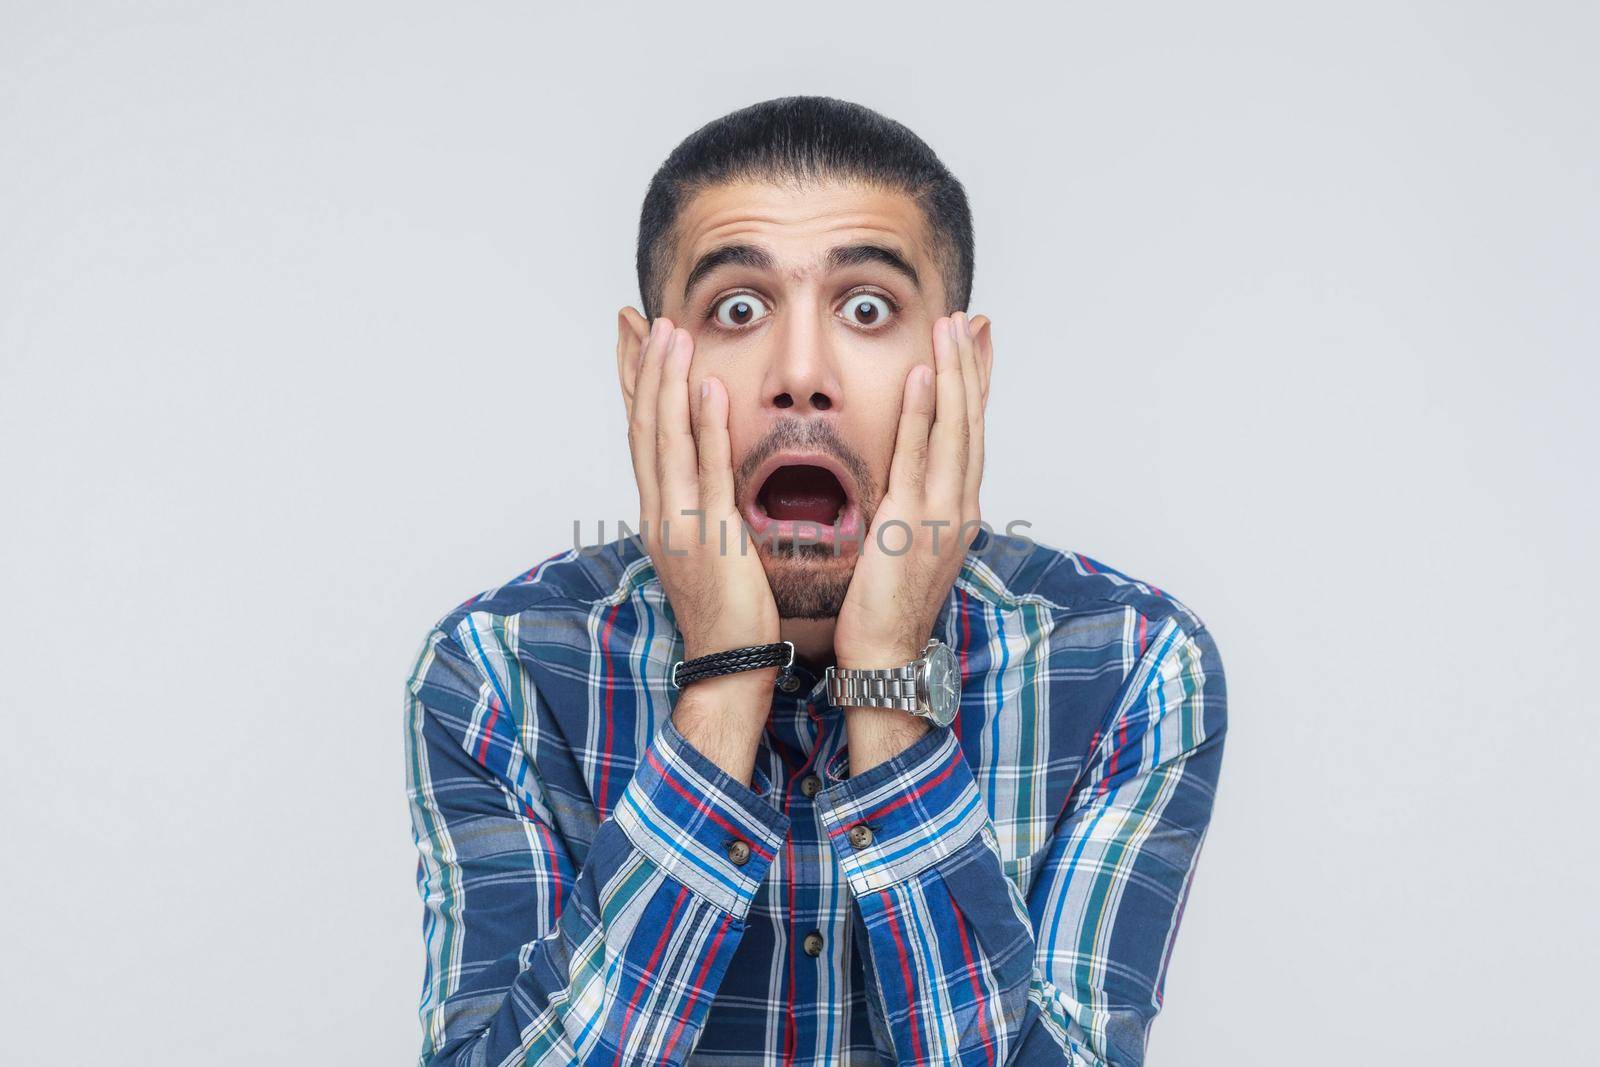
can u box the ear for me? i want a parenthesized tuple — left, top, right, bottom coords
(967, 313, 994, 407)
(616, 305, 650, 420)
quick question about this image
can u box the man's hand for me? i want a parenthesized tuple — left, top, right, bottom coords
(832, 311, 990, 771)
(625, 318, 779, 783)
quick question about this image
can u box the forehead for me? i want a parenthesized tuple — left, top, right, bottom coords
(669, 178, 936, 290)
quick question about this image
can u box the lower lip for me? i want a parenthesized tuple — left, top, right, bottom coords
(740, 500, 864, 546)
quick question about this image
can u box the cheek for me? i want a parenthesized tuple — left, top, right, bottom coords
(720, 392, 766, 477)
(687, 346, 759, 405)
(836, 410, 899, 501)
(856, 365, 911, 427)
(686, 348, 750, 417)
(833, 361, 916, 494)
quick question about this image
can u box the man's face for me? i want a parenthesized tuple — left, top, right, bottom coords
(619, 178, 960, 619)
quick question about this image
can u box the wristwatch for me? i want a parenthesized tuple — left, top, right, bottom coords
(824, 638, 962, 727)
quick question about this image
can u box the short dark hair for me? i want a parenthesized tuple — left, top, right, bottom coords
(636, 95, 974, 321)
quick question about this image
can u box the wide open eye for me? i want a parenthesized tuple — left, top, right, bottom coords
(711, 292, 771, 329)
(841, 292, 894, 328)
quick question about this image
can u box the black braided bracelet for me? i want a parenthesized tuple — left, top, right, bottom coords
(671, 640, 795, 689)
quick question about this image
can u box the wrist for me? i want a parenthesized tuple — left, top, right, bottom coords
(673, 668, 775, 733)
(684, 630, 780, 663)
(843, 706, 931, 775)
(834, 642, 922, 672)
(671, 670, 773, 786)
(673, 639, 792, 691)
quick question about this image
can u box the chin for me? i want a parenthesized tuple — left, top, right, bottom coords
(761, 545, 854, 620)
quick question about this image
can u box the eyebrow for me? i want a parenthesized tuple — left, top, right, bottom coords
(681, 241, 921, 305)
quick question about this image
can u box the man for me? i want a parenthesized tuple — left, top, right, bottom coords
(405, 95, 1227, 1066)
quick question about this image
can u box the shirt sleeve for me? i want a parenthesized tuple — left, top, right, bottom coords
(815, 615, 1227, 1066)
(405, 622, 791, 1067)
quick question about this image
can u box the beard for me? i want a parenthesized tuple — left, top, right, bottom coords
(760, 541, 858, 620)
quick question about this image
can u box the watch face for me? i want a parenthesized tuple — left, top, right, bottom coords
(919, 641, 962, 726)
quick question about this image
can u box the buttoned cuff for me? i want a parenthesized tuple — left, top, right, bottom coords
(613, 716, 790, 916)
(816, 725, 988, 895)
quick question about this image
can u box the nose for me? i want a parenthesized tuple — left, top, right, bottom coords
(763, 312, 841, 414)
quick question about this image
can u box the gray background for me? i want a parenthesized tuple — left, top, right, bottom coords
(3, 2, 1595, 1063)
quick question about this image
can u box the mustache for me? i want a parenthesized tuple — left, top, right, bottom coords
(735, 417, 873, 500)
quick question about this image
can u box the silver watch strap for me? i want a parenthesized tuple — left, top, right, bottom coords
(826, 663, 921, 712)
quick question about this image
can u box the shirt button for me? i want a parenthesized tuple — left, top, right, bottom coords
(778, 673, 802, 693)
(799, 774, 822, 798)
(802, 930, 825, 957)
(726, 839, 751, 866)
(847, 824, 874, 849)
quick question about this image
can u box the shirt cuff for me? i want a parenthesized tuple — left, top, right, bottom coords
(816, 724, 988, 895)
(612, 716, 791, 917)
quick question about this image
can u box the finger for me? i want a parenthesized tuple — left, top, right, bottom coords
(928, 313, 970, 499)
(695, 376, 736, 519)
(886, 360, 936, 498)
(655, 327, 700, 521)
(969, 313, 993, 407)
(620, 323, 649, 425)
(628, 318, 667, 530)
(954, 312, 983, 438)
(955, 312, 985, 518)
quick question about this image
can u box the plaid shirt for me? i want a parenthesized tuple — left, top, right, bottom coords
(404, 527, 1227, 1066)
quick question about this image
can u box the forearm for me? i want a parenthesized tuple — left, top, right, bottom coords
(845, 825, 1108, 1065)
(409, 625, 791, 1066)
(669, 667, 775, 786)
(828, 618, 1228, 1066)
(820, 727, 1107, 1065)
(842, 705, 930, 777)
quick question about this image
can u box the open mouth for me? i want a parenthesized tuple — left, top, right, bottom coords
(758, 465, 847, 526)
(741, 453, 864, 546)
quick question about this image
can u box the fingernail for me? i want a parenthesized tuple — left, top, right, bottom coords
(919, 365, 933, 387)
(947, 318, 959, 342)
(700, 379, 709, 398)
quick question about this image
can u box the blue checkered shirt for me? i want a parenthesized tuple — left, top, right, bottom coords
(404, 527, 1227, 1065)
